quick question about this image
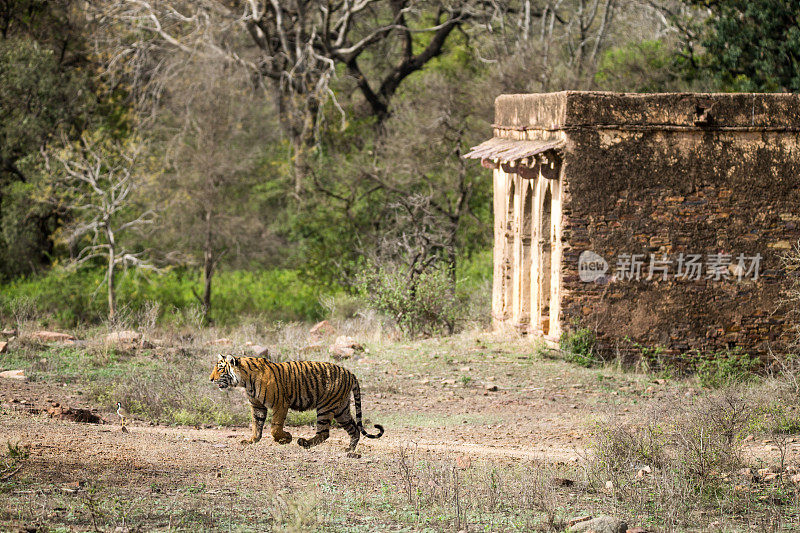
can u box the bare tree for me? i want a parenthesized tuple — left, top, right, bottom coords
(94, 0, 497, 194)
(48, 133, 156, 320)
(153, 58, 278, 321)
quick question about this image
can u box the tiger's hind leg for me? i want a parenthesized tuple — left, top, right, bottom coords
(335, 409, 361, 458)
(297, 410, 333, 449)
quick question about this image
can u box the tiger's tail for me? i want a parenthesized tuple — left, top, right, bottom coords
(352, 379, 384, 439)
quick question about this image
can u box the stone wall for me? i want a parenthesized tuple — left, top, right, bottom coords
(492, 92, 800, 358)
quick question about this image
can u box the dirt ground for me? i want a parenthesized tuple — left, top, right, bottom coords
(2, 336, 799, 531)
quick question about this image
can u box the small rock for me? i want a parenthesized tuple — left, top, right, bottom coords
(455, 455, 471, 469)
(568, 515, 592, 527)
(459, 366, 471, 372)
(30, 330, 76, 343)
(604, 480, 614, 491)
(790, 473, 800, 485)
(485, 384, 499, 392)
(248, 344, 270, 357)
(105, 330, 141, 345)
(299, 343, 324, 354)
(309, 320, 336, 337)
(329, 336, 364, 360)
(762, 472, 780, 482)
(0, 369, 26, 381)
(0, 341, 7, 354)
(48, 405, 102, 424)
(569, 515, 627, 533)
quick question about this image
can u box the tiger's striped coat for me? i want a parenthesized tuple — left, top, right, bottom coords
(210, 355, 383, 454)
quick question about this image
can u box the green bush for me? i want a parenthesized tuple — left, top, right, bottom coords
(696, 349, 760, 389)
(358, 263, 461, 337)
(560, 327, 599, 367)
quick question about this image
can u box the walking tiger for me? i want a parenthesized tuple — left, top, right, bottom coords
(210, 355, 384, 455)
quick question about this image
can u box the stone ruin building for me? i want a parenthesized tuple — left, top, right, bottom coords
(465, 91, 800, 357)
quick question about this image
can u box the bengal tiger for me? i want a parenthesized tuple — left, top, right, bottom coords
(210, 354, 384, 455)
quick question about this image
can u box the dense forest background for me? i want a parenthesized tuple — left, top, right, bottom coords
(1, 0, 798, 330)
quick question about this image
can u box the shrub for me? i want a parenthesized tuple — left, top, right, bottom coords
(358, 263, 461, 337)
(589, 388, 755, 529)
(560, 327, 599, 367)
(696, 349, 760, 389)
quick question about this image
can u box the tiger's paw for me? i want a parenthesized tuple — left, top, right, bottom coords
(274, 433, 292, 445)
(297, 437, 311, 448)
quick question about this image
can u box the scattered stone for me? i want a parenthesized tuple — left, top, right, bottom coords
(604, 480, 614, 491)
(47, 405, 102, 424)
(757, 467, 778, 477)
(299, 343, 325, 354)
(248, 344, 270, 357)
(105, 330, 141, 345)
(455, 455, 471, 469)
(568, 515, 592, 527)
(568, 515, 628, 533)
(485, 384, 499, 392)
(309, 320, 336, 338)
(0, 341, 7, 354)
(459, 366, 471, 372)
(30, 330, 76, 343)
(329, 336, 364, 360)
(0, 369, 26, 381)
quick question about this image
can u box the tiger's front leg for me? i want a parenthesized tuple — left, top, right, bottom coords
(242, 405, 268, 445)
(270, 402, 292, 444)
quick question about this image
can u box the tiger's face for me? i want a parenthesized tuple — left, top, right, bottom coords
(210, 354, 241, 390)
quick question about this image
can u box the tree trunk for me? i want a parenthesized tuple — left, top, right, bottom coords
(292, 135, 310, 197)
(202, 209, 214, 321)
(107, 229, 117, 321)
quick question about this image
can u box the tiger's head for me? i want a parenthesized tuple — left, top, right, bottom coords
(210, 354, 242, 390)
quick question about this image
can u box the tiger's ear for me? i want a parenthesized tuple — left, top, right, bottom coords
(225, 354, 237, 366)
(217, 354, 225, 362)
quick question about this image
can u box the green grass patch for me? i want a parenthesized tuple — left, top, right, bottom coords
(0, 267, 326, 327)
